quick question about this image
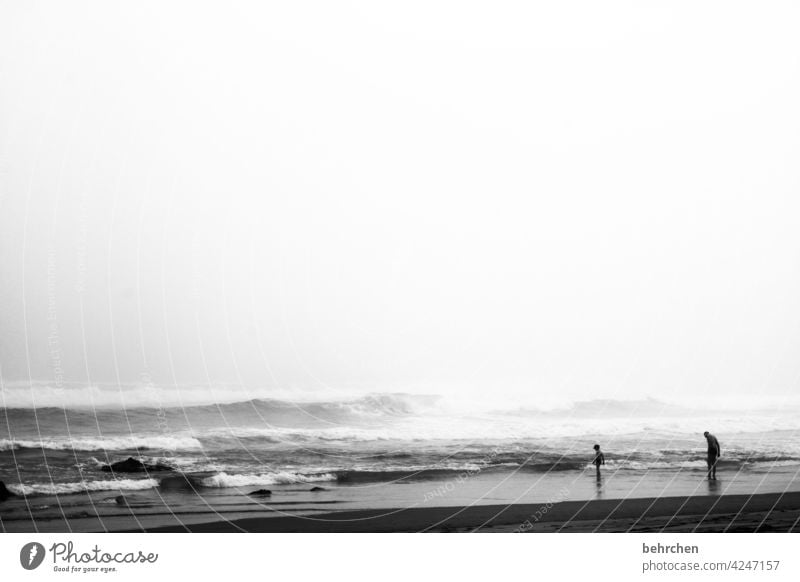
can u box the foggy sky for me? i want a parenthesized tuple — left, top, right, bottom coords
(2, 1, 800, 407)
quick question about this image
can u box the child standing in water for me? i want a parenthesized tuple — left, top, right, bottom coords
(593, 444, 605, 477)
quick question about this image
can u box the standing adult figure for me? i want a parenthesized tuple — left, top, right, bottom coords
(704, 431, 721, 480)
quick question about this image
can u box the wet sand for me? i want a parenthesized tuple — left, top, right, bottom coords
(134, 491, 800, 532)
(3, 468, 799, 533)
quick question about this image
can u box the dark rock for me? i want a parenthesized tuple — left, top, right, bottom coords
(249, 489, 272, 496)
(310, 486, 327, 492)
(115, 494, 150, 507)
(0, 480, 15, 502)
(158, 473, 203, 493)
(101, 457, 173, 473)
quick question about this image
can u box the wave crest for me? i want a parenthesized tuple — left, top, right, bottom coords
(0, 435, 203, 452)
(8, 478, 158, 496)
(200, 471, 337, 488)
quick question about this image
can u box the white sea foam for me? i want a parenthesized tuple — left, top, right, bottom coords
(7, 478, 158, 496)
(200, 471, 338, 488)
(201, 426, 394, 442)
(0, 435, 203, 451)
(194, 412, 800, 444)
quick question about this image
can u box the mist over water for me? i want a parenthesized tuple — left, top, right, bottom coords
(1, 3, 800, 412)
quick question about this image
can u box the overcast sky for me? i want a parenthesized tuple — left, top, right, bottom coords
(1, 1, 799, 407)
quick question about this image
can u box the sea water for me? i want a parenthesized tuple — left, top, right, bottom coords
(1, 385, 799, 530)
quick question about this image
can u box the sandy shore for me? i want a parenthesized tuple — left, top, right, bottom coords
(136, 491, 800, 532)
(4, 469, 799, 532)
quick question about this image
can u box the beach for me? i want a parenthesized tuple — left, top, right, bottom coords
(3, 464, 799, 532)
(3, 490, 799, 533)
(141, 491, 800, 533)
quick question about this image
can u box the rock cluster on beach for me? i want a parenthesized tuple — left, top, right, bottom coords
(100, 457, 174, 473)
(249, 489, 272, 496)
(114, 494, 153, 507)
(247, 486, 326, 497)
(0, 480, 14, 502)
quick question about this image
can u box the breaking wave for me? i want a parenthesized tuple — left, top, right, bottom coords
(0, 435, 203, 452)
(200, 471, 338, 488)
(7, 478, 159, 496)
(0, 384, 441, 415)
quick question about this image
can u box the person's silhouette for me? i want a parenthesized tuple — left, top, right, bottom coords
(704, 431, 721, 480)
(592, 444, 605, 478)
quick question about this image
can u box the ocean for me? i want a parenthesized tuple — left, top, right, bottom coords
(2, 387, 799, 531)
(3, 389, 799, 493)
